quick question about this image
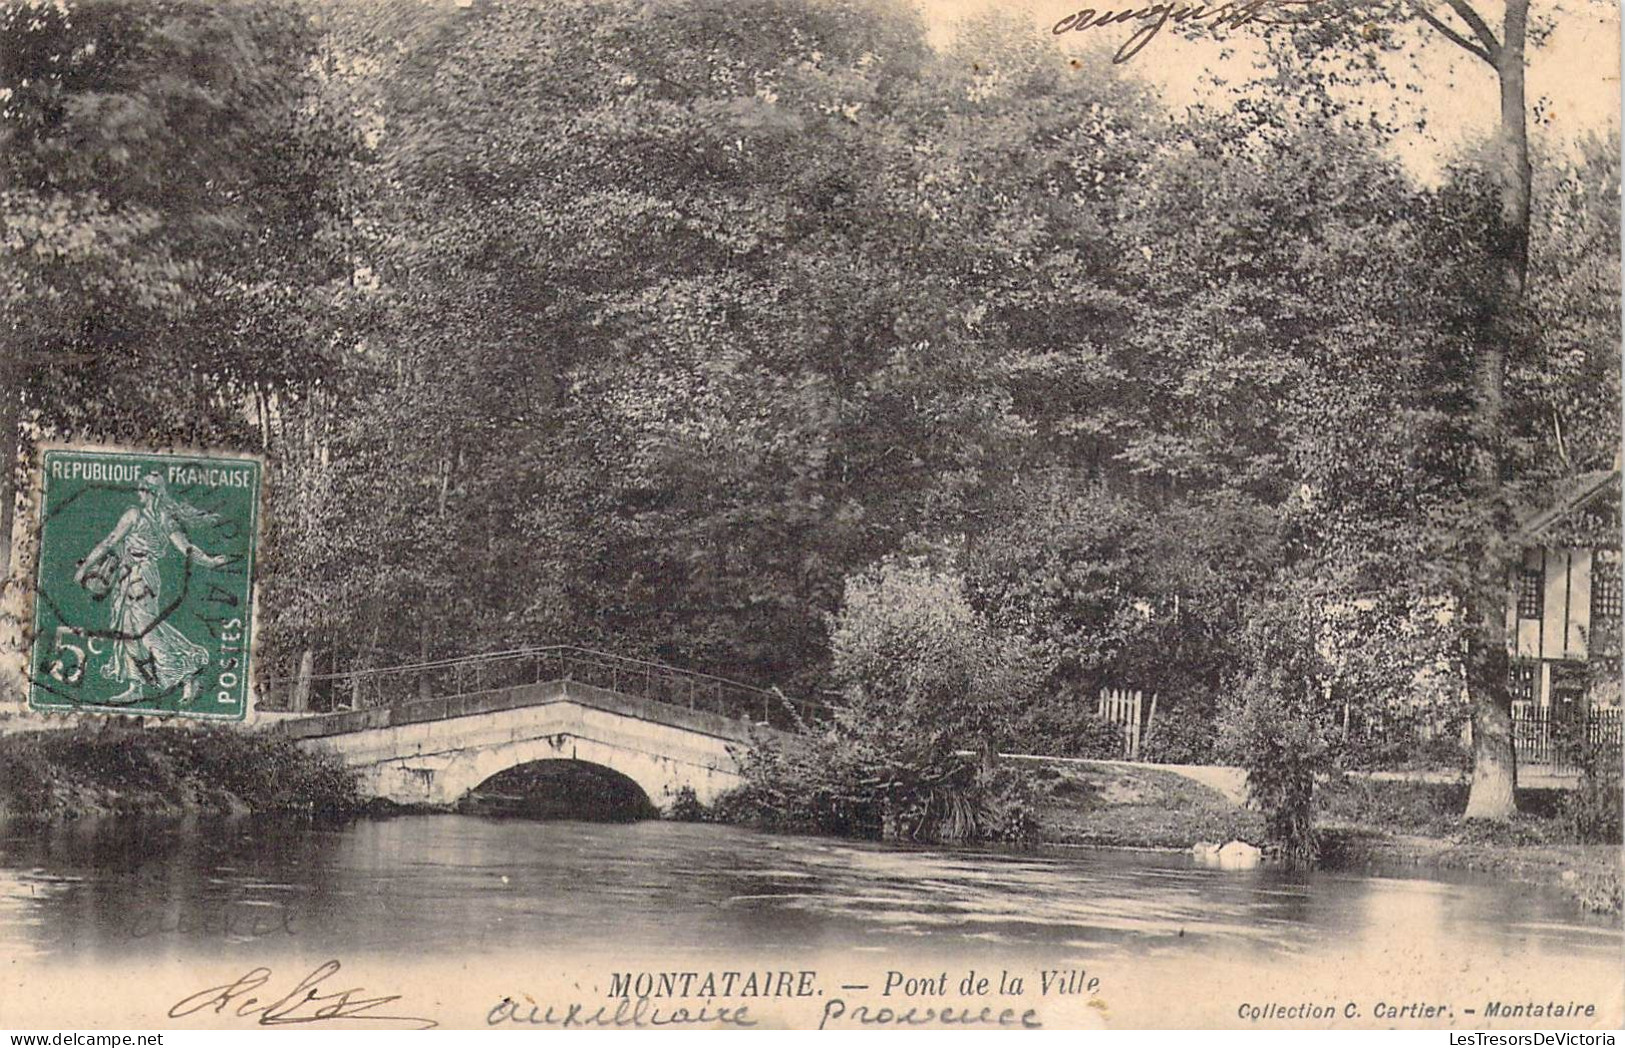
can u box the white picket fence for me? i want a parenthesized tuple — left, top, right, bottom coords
(1096, 687, 1156, 759)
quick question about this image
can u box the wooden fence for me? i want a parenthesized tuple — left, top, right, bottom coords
(1097, 687, 1155, 760)
(1511, 704, 1623, 772)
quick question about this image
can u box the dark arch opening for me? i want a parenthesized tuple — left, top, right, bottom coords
(459, 759, 658, 822)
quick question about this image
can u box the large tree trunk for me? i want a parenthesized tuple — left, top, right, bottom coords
(1491, 0, 1533, 284)
(1462, 0, 1530, 822)
(1463, 596, 1517, 819)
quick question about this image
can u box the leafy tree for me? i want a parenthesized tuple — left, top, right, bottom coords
(966, 97, 1481, 760)
(300, 0, 1160, 695)
(1509, 138, 1621, 484)
(966, 473, 1281, 720)
(721, 555, 1040, 843)
(0, 0, 354, 646)
(1219, 583, 1335, 867)
(1317, 594, 1469, 769)
(1265, 0, 1607, 820)
(829, 557, 1042, 770)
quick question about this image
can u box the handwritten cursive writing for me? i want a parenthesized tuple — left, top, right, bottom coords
(820, 998, 1043, 1030)
(1053, 0, 1324, 63)
(489, 995, 758, 1028)
(128, 906, 297, 942)
(168, 960, 438, 1028)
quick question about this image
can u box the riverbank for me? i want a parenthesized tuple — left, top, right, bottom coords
(3, 727, 1615, 916)
(0, 724, 360, 821)
(1318, 775, 1623, 916)
(1319, 829, 1622, 914)
(1021, 759, 1621, 915)
(1024, 758, 1263, 849)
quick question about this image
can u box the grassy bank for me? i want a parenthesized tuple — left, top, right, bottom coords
(1024, 760, 1263, 849)
(0, 724, 360, 821)
(1020, 759, 1621, 915)
(1317, 776, 1622, 915)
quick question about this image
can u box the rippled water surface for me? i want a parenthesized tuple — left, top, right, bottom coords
(2, 814, 1617, 973)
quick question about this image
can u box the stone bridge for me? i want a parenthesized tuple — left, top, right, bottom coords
(270, 676, 773, 810)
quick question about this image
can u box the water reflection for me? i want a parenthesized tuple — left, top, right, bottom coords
(0, 815, 1617, 972)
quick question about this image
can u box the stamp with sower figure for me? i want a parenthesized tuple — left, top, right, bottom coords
(29, 448, 262, 720)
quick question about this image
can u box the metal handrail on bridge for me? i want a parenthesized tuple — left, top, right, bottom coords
(258, 644, 825, 732)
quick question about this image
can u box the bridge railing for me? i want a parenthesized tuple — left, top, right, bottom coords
(257, 645, 826, 731)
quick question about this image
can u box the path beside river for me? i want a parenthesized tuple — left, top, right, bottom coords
(1021, 759, 1621, 915)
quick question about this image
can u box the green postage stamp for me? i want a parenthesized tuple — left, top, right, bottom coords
(29, 447, 262, 720)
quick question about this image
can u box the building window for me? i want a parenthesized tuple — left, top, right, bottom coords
(1508, 662, 1536, 703)
(1594, 565, 1622, 619)
(1517, 568, 1544, 619)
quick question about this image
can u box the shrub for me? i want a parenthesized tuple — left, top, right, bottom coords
(1139, 697, 1217, 764)
(0, 742, 52, 816)
(1335, 711, 1472, 772)
(1220, 670, 1325, 866)
(0, 725, 360, 820)
(1219, 588, 1335, 868)
(723, 726, 1037, 845)
(1318, 596, 1470, 772)
(1569, 864, 1623, 915)
(1564, 757, 1623, 845)
(1318, 776, 1470, 835)
(665, 785, 711, 822)
(186, 728, 360, 815)
(1007, 694, 1124, 759)
(707, 785, 759, 826)
(827, 558, 1042, 766)
(717, 558, 1043, 845)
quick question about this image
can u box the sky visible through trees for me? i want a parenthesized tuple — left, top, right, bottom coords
(923, 0, 1617, 181)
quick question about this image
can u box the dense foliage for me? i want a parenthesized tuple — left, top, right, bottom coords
(723, 560, 1038, 843)
(0, 725, 360, 820)
(0, 0, 355, 542)
(1565, 750, 1624, 846)
(1, 0, 1618, 847)
(1217, 588, 1335, 866)
(722, 730, 1037, 844)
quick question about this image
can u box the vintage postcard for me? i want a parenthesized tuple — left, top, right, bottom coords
(0, 0, 1620, 1033)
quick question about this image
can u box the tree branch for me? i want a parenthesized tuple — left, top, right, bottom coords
(1408, 1, 1495, 64)
(1442, 0, 1503, 60)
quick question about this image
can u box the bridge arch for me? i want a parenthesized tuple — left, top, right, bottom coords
(462, 757, 659, 820)
(288, 681, 752, 811)
(421, 731, 715, 811)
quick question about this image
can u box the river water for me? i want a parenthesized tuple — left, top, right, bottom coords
(2, 815, 1620, 1028)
